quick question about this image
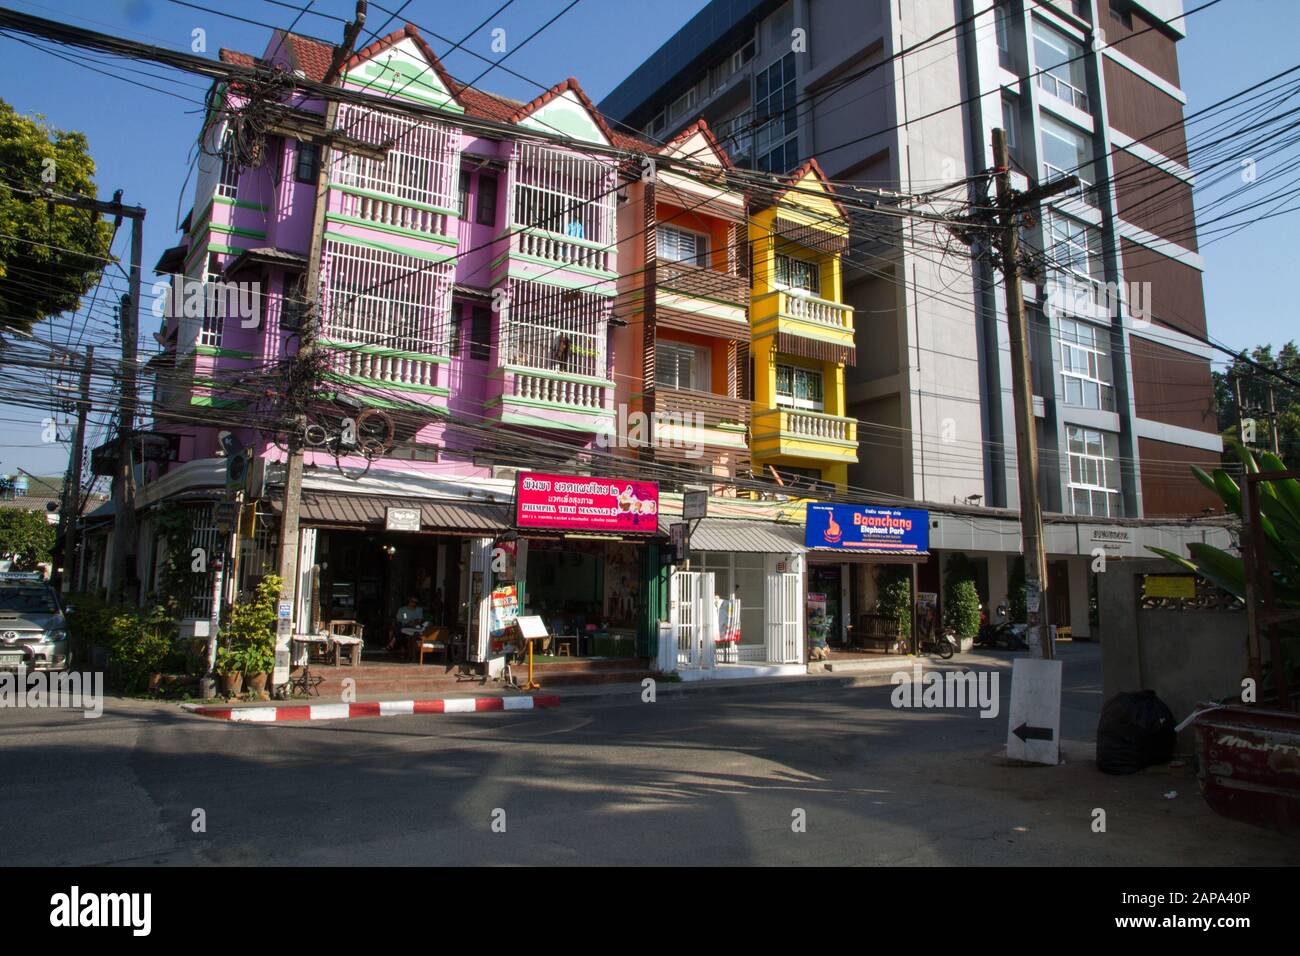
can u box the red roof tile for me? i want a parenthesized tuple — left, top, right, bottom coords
(281, 31, 335, 82)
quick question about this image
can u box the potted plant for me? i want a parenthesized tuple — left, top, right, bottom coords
(217, 575, 281, 700)
(214, 645, 245, 698)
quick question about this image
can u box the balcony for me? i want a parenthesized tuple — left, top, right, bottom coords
(656, 258, 747, 307)
(752, 290, 856, 363)
(487, 364, 614, 432)
(515, 227, 614, 275)
(325, 344, 448, 395)
(751, 406, 858, 464)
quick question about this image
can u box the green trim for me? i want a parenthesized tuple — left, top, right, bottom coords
(325, 213, 457, 246)
(214, 195, 267, 212)
(513, 225, 614, 253)
(188, 198, 214, 243)
(347, 77, 466, 113)
(323, 229, 454, 263)
(208, 223, 267, 240)
(190, 395, 246, 409)
(504, 252, 617, 282)
(492, 261, 617, 297)
(323, 372, 450, 397)
(195, 344, 254, 359)
(331, 184, 458, 217)
(715, 423, 749, 433)
(489, 405, 612, 432)
(656, 290, 749, 319)
(499, 364, 614, 389)
(487, 394, 616, 418)
(319, 339, 450, 364)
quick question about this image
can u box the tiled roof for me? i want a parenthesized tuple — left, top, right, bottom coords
(282, 31, 335, 82)
(219, 48, 258, 70)
(659, 117, 734, 167)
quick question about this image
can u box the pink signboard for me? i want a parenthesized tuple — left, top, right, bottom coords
(516, 472, 659, 534)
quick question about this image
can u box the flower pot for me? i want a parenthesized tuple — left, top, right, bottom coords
(245, 672, 270, 701)
(959, 637, 974, 654)
(218, 671, 244, 698)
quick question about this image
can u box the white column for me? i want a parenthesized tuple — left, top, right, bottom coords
(1069, 556, 1092, 639)
(987, 553, 1009, 617)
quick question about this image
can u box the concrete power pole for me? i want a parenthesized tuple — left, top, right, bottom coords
(59, 344, 93, 593)
(991, 129, 1078, 662)
(275, 2, 367, 634)
(33, 189, 144, 602)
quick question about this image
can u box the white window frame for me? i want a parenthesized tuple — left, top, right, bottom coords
(775, 362, 824, 411)
(1066, 425, 1121, 517)
(1032, 20, 1089, 110)
(1058, 317, 1115, 411)
(1041, 113, 1095, 204)
(657, 225, 710, 267)
(1044, 210, 1104, 284)
(656, 340, 711, 392)
(774, 252, 821, 295)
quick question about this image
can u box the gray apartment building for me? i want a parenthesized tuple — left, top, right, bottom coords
(601, 0, 1221, 523)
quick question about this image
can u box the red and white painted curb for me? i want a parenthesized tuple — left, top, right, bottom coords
(186, 694, 561, 723)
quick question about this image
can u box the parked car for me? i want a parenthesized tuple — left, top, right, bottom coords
(0, 572, 70, 671)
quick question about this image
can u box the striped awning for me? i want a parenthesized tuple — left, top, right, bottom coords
(772, 215, 849, 255)
(275, 492, 513, 534)
(777, 331, 856, 366)
(657, 517, 806, 553)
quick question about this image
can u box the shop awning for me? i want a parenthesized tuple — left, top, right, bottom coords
(806, 546, 929, 564)
(275, 492, 513, 534)
(659, 517, 806, 553)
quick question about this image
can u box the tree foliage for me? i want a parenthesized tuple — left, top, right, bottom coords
(1213, 342, 1300, 470)
(0, 98, 113, 333)
(0, 507, 56, 569)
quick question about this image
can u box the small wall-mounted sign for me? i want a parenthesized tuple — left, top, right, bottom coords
(385, 507, 421, 532)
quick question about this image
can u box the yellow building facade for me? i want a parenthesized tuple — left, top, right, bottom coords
(748, 160, 857, 491)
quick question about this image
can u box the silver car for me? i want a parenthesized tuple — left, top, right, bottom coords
(0, 573, 70, 672)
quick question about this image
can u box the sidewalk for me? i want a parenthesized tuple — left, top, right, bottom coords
(180, 658, 952, 723)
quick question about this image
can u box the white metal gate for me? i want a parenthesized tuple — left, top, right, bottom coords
(669, 570, 716, 670)
(765, 572, 803, 663)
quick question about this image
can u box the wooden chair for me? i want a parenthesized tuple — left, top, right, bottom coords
(417, 626, 450, 666)
(327, 620, 364, 666)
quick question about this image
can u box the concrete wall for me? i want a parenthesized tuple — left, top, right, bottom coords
(1099, 558, 1247, 745)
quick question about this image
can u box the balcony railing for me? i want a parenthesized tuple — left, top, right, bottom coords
(511, 368, 607, 410)
(516, 228, 613, 273)
(1037, 72, 1088, 111)
(336, 189, 450, 237)
(781, 292, 853, 331)
(331, 349, 440, 390)
(653, 385, 750, 430)
(784, 408, 855, 443)
(656, 258, 747, 306)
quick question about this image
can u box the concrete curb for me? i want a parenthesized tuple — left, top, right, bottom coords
(184, 694, 562, 723)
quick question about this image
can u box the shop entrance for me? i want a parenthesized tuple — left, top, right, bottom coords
(809, 563, 845, 646)
(311, 529, 462, 660)
(522, 538, 643, 658)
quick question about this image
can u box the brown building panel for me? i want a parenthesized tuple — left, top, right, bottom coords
(1113, 148, 1197, 251)
(1137, 437, 1221, 516)
(1121, 238, 1207, 337)
(1099, 3, 1181, 86)
(1129, 335, 1217, 433)
(1104, 59, 1188, 163)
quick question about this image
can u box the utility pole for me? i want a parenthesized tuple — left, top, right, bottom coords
(275, 2, 367, 640)
(59, 345, 93, 594)
(991, 129, 1078, 661)
(32, 188, 144, 603)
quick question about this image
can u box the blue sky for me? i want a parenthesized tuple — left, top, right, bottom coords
(0, 0, 1295, 477)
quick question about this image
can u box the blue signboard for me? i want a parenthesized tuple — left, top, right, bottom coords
(804, 503, 929, 553)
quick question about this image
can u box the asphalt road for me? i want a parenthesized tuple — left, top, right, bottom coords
(2, 644, 1296, 866)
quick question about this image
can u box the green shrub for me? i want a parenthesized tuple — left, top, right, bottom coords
(218, 574, 280, 675)
(107, 605, 173, 692)
(876, 572, 912, 637)
(945, 579, 982, 638)
(63, 591, 116, 666)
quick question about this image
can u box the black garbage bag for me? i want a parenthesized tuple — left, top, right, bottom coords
(1096, 690, 1177, 775)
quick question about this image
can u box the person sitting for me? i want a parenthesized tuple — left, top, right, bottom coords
(388, 596, 425, 654)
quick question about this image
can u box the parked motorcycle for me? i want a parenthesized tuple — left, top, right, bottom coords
(975, 604, 1029, 651)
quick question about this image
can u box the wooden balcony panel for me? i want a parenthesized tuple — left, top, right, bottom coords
(651, 386, 750, 429)
(655, 257, 748, 307)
